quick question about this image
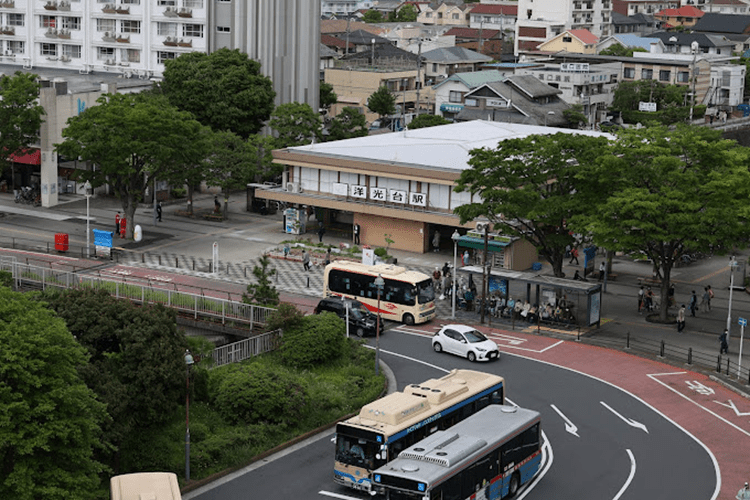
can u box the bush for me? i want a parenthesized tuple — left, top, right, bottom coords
(374, 247, 388, 258)
(0, 270, 12, 288)
(212, 363, 308, 425)
(171, 187, 187, 198)
(264, 302, 305, 332)
(278, 313, 346, 369)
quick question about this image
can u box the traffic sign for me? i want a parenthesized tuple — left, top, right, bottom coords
(739, 317, 747, 327)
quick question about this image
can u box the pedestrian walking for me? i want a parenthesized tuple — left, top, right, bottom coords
(156, 202, 162, 222)
(462, 250, 470, 266)
(432, 231, 441, 252)
(442, 262, 451, 278)
(720, 329, 729, 355)
(214, 196, 221, 213)
(302, 250, 311, 271)
(645, 287, 654, 311)
(317, 222, 325, 243)
(119, 216, 127, 239)
(353, 223, 360, 245)
(677, 305, 686, 332)
(737, 482, 750, 500)
(638, 286, 645, 313)
(689, 290, 698, 317)
(324, 247, 332, 266)
(115, 212, 121, 235)
(598, 261, 606, 281)
(700, 287, 710, 312)
(569, 247, 579, 265)
(707, 285, 713, 311)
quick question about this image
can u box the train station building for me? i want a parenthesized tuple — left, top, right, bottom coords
(259, 120, 609, 265)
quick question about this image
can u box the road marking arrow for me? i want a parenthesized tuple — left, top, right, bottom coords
(550, 404, 579, 437)
(600, 402, 649, 434)
(714, 399, 750, 417)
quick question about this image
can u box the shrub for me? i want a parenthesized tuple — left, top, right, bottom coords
(278, 313, 346, 369)
(374, 247, 388, 258)
(0, 270, 12, 288)
(212, 363, 308, 425)
(171, 187, 187, 198)
(264, 302, 305, 332)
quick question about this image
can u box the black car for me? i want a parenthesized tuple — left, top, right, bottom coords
(314, 298, 384, 337)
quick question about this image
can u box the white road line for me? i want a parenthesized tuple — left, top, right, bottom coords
(612, 449, 636, 500)
(516, 430, 554, 500)
(600, 401, 649, 434)
(550, 404, 580, 437)
(539, 340, 565, 353)
(318, 491, 361, 500)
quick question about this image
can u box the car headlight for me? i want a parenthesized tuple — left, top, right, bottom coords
(476, 347, 487, 352)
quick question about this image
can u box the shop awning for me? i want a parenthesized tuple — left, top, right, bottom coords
(9, 148, 41, 165)
(456, 235, 512, 252)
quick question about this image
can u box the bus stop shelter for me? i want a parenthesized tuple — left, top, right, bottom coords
(460, 266, 603, 328)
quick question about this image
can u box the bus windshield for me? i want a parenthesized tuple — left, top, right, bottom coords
(335, 430, 381, 470)
(417, 279, 435, 304)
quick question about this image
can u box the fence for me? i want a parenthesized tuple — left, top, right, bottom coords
(212, 329, 283, 368)
(0, 258, 275, 330)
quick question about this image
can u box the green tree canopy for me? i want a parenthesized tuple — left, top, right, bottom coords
(243, 255, 280, 307)
(269, 102, 322, 149)
(562, 103, 588, 129)
(407, 114, 451, 129)
(56, 92, 205, 238)
(599, 43, 647, 57)
(573, 125, 750, 320)
(363, 9, 384, 23)
(327, 107, 369, 141)
(455, 133, 611, 277)
(278, 313, 347, 369)
(0, 72, 45, 172)
(0, 287, 107, 500)
(320, 82, 338, 110)
(161, 48, 276, 138)
(367, 86, 397, 118)
(610, 80, 703, 125)
(203, 130, 257, 217)
(389, 4, 418, 22)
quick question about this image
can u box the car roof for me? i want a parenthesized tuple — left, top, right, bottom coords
(443, 324, 479, 334)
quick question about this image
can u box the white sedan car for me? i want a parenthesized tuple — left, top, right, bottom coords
(432, 324, 499, 362)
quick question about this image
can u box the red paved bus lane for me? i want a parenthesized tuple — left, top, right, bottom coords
(479, 325, 750, 500)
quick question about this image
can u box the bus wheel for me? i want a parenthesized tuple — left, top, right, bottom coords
(403, 313, 415, 325)
(356, 327, 365, 338)
(508, 473, 520, 497)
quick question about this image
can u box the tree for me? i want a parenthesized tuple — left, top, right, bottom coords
(599, 43, 647, 57)
(455, 133, 611, 277)
(0, 72, 45, 174)
(327, 107, 369, 141)
(269, 102, 322, 149)
(563, 104, 588, 129)
(202, 130, 257, 218)
(161, 124, 214, 216)
(247, 134, 279, 183)
(278, 313, 347, 369)
(367, 86, 397, 118)
(574, 125, 750, 321)
(243, 254, 280, 306)
(40, 288, 188, 471)
(161, 48, 276, 138)
(407, 114, 451, 129)
(0, 287, 107, 500)
(610, 80, 701, 125)
(320, 82, 338, 111)
(56, 93, 205, 238)
(362, 9, 384, 23)
(389, 4, 417, 22)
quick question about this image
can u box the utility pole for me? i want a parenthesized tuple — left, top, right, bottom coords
(415, 39, 422, 116)
(480, 223, 489, 325)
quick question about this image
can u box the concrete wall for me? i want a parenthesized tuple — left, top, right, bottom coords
(355, 212, 428, 253)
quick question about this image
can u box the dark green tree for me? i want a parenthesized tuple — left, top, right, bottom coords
(264, 302, 305, 333)
(407, 114, 451, 129)
(0, 287, 107, 500)
(562, 104, 588, 129)
(610, 80, 699, 125)
(362, 9, 384, 23)
(327, 107, 369, 141)
(0, 72, 45, 176)
(320, 82, 338, 111)
(599, 43, 647, 57)
(455, 133, 610, 277)
(203, 130, 257, 218)
(269, 102, 322, 149)
(278, 313, 346, 369)
(573, 125, 750, 321)
(56, 93, 205, 238)
(389, 4, 418, 22)
(161, 48, 276, 138)
(247, 134, 279, 183)
(367, 86, 397, 118)
(243, 255, 280, 307)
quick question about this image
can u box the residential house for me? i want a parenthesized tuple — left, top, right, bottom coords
(653, 6, 705, 27)
(322, 34, 356, 56)
(421, 46, 493, 83)
(611, 12, 662, 34)
(322, 1, 375, 17)
(536, 29, 600, 54)
(442, 27, 505, 59)
(597, 33, 666, 52)
(468, 3, 518, 34)
(649, 32, 736, 55)
(432, 70, 508, 119)
(623, 53, 712, 103)
(612, 0, 680, 16)
(702, 0, 750, 14)
(691, 13, 750, 52)
(320, 43, 341, 80)
(417, 2, 472, 26)
(321, 19, 384, 37)
(455, 75, 572, 127)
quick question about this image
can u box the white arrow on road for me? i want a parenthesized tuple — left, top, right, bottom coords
(550, 404, 579, 438)
(601, 402, 649, 434)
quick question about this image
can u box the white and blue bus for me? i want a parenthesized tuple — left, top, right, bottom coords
(372, 405, 542, 500)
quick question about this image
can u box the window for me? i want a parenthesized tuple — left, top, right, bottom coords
(157, 22, 177, 36)
(157, 0, 176, 5)
(157, 51, 176, 63)
(183, 24, 204, 38)
(184, 0, 203, 6)
(40, 43, 57, 56)
(659, 70, 670, 82)
(449, 90, 463, 103)
(677, 71, 689, 83)
(217, 26, 230, 32)
(121, 0, 140, 3)
(97, 19, 116, 32)
(122, 48, 140, 63)
(7, 14, 24, 26)
(40, 16, 57, 28)
(62, 44, 82, 58)
(121, 20, 141, 33)
(563, 36, 572, 43)
(641, 68, 653, 79)
(623, 67, 635, 79)
(8, 41, 25, 54)
(61, 17, 81, 30)
(97, 47, 114, 60)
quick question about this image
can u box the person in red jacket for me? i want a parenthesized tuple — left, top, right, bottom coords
(115, 212, 121, 235)
(119, 216, 126, 239)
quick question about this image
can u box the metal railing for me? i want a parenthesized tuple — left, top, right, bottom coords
(212, 329, 283, 367)
(1, 258, 275, 330)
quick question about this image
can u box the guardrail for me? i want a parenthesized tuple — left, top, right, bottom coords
(1, 258, 275, 330)
(212, 329, 283, 367)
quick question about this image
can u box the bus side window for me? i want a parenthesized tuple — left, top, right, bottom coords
(491, 389, 504, 405)
(476, 395, 490, 411)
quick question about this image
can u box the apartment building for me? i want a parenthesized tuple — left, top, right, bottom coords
(0, 0, 320, 110)
(612, 0, 679, 16)
(515, 0, 613, 54)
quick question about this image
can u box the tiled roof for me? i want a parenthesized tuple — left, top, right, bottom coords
(320, 19, 384, 36)
(693, 12, 750, 34)
(469, 4, 518, 16)
(655, 6, 705, 18)
(321, 34, 353, 49)
(422, 46, 493, 63)
(443, 27, 502, 39)
(569, 29, 599, 45)
(432, 70, 506, 90)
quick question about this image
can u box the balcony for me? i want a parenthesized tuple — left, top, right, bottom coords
(177, 8, 192, 18)
(164, 6, 179, 17)
(163, 36, 178, 46)
(0, 1, 15, 7)
(102, 3, 116, 13)
(0, 26, 15, 35)
(102, 31, 116, 42)
(44, 1, 58, 10)
(116, 34, 130, 43)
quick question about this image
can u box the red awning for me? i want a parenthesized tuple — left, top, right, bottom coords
(8, 148, 41, 165)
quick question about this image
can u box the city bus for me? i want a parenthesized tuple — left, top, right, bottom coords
(372, 404, 542, 500)
(334, 369, 505, 493)
(323, 261, 436, 325)
(110, 472, 181, 500)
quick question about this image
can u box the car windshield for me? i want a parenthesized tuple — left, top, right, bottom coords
(349, 308, 367, 320)
(464, 330, 488, 343)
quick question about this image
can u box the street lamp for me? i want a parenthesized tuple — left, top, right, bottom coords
(374, 274, 384, 375)
(689, 40, 699, 123)
(84, 180, 92, 258)
(451, 230, 460, 319)
(184, 349, 194, 482)
(726, 256, 738, 340)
